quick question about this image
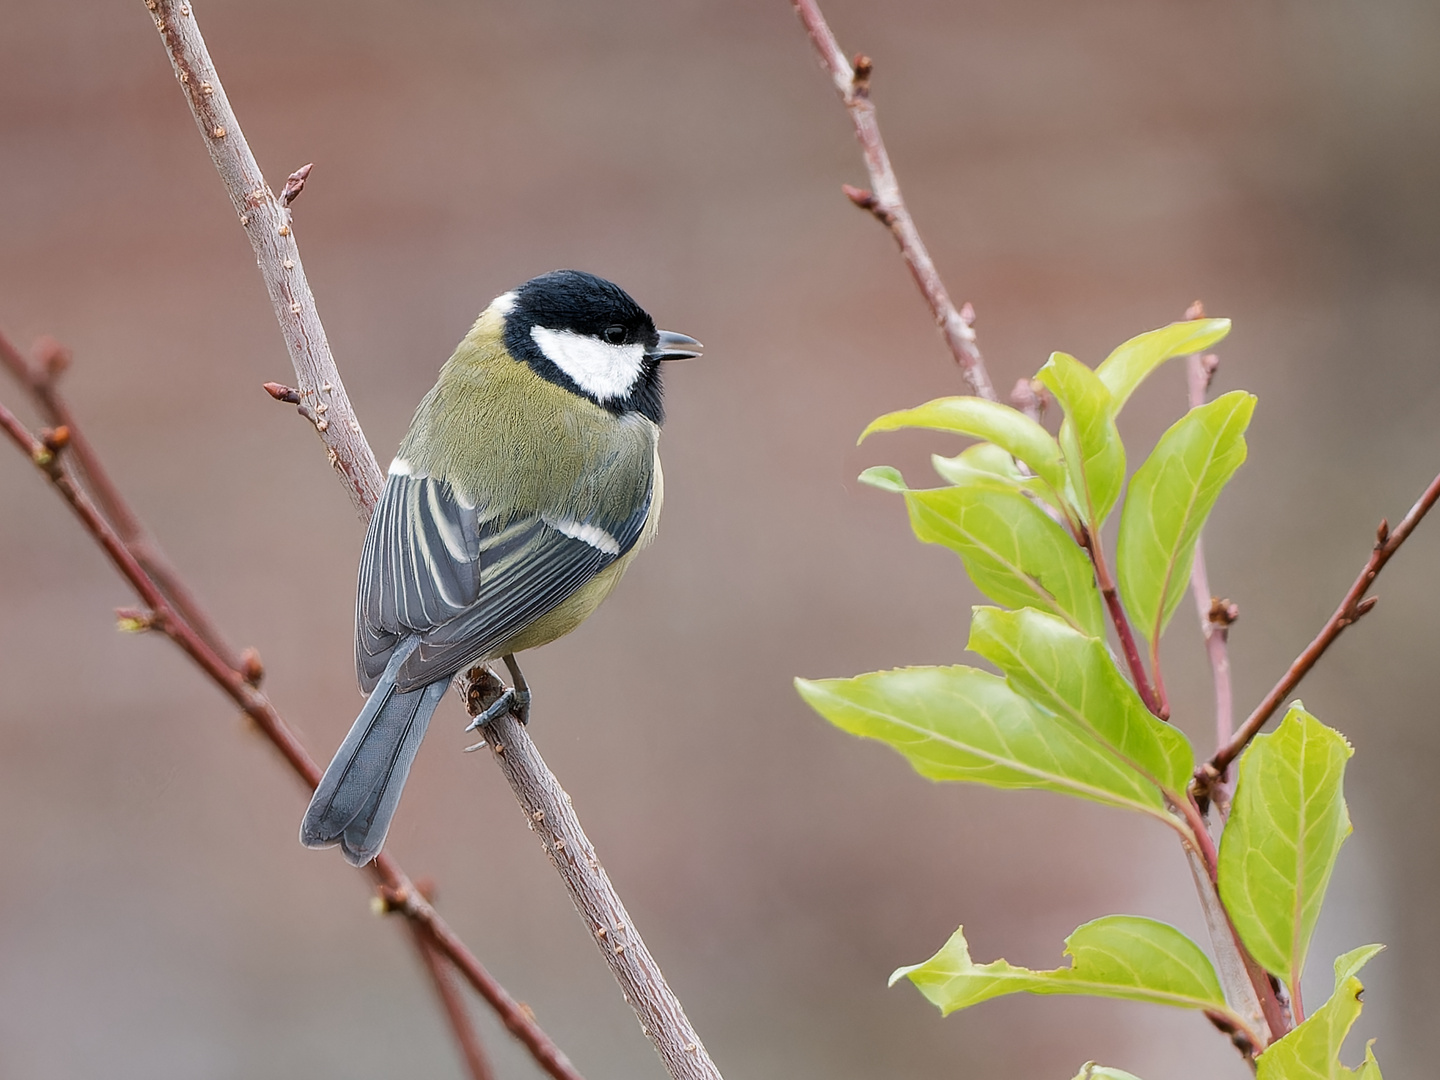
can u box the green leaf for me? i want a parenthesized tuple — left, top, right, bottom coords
(892, 917, 1236, 1022)
(1036, 352, 1126, 527)
(795, 667, 1173, 822)
(863, 397, 1068, 496)
(1095, 318, 1232, 413)
(1116, 391, 1256, 646)
(1218, 705, 1354, 990)
(1256, 946, 1384, 1080)
(877, 472, 1104, 638)
(1071, 1065, 1146, 1080)
(968, 607, 1194, 795)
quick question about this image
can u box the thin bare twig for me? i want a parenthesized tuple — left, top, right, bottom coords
(145, 0, 382, 514)
(789, 0, 996, 401)
(0, 333, 239, 665)
(415, 934, 496, 1080)
(0, 387, 577, 1080)
(143, 4, 725, 1076)
(1178, 300, 1239, 812)
(1199, 468, 1440, 798)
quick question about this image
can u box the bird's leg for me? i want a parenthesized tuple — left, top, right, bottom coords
(462, 655, 531, 732)
(502, 653, 532, 725)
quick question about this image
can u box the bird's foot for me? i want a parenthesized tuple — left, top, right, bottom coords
(464, 687, 516, 732)
(511, 687, 532, 725)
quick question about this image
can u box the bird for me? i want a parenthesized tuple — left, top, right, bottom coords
(300, 269, 701, 866)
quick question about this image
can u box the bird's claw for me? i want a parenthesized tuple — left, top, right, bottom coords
(463, 685, 532, 732)
(464, 687, 515, 732)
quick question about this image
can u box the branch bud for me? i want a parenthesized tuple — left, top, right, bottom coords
(281, 162, 313, 207)
(263, 381, 301, 404)
(115, 607, 156, 633)
(851, 53, 872, 96)
(239, 646, 265, 686)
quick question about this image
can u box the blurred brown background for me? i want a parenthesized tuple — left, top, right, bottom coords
(2, 1, 1437, 1077)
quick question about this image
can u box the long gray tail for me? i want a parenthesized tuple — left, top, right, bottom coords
(301, 641, 448, 866)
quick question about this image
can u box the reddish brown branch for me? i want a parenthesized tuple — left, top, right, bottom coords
(0, 331, 240, 666)
(1083, 529, 1166, 718)
(1198, 467, 1440, 797)
(789, 0, 997, 400)
(414, 933, 496, 1080)
(0, 389, 583, 1080)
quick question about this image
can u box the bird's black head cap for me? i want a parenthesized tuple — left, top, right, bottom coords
(502, 270, 666, 424)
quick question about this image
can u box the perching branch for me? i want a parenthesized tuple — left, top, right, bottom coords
(0, 352, 576, 1080)
(789, 0, 997, 401)
(145, 0, 382, 515)
(1198, 466, 1440, 798)
(467, 678, 724, 1080)
(142, 3, 725, 1077)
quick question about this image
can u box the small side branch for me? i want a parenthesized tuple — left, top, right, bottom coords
(145, 0, 383, 513)
(789, 0, 996, 400)
(1179, 304, 1239, 811)
(0, 332, 238, 665)
(1083, 529, 1166, 718)
(1199, 468, 1440, 797)
(414, 934, 496, 1080)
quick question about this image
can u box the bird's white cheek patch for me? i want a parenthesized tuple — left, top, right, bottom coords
(531, 326, 645, 402)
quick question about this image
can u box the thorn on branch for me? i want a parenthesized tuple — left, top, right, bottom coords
(263, 381, 301, 404)
(281, 163, 313, 207)
(850, 53, 873, 96)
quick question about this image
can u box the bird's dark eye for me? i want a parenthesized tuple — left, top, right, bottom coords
(603, 325, 626, 345)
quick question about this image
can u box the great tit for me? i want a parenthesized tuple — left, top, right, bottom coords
(300, 270, 700, 866)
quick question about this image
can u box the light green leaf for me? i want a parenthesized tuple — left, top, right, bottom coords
(1256, 946, 1384, 1080)
(795, 667, 1173, 821)
(862, 397, 1069, 496)
(1218, 705, 1354, 990)
(1036, 352, 1126, 527)
(1116, 391, 1256, 646)
(968, 607, 1194, 795)
(875, 472, 1104, 638)
(892, 917, 1237, 1023)
(1095, 318, 1232, 413)
(859, 465, 907, 492)
(1072, 1065, 1146, 1080)
(932, 444, 1064, 514)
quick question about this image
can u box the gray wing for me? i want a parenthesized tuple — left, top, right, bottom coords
(356, 466, 653, 694)
(356, 470, 483, 691)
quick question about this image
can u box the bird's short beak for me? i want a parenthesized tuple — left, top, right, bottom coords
(650, 330, 703, 361)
